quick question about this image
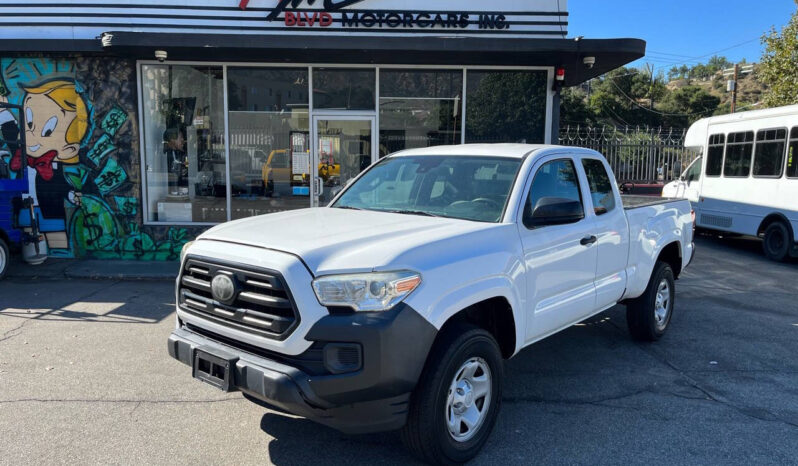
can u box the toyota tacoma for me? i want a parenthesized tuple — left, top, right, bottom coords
(169, 144, 694, 464)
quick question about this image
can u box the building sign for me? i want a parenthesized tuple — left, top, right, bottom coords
(242, 0, 518, 30)
(0, 0, 568, 40)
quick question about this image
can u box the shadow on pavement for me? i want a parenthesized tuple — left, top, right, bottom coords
(0, 279, 175, 324)
(260, 412, 419, 466)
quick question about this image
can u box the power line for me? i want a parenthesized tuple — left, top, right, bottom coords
(647, 37, 761, 72)
(607, 79, 717, 118)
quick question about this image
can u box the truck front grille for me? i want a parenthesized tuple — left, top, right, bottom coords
(178, 257, 299, 340)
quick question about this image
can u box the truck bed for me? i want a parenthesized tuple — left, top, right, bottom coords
(621, 195, 681, 210)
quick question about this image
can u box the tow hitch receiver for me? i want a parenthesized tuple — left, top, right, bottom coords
(193, 348, 237, 392)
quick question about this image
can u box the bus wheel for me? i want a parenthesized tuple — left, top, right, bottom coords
(763, 221, 790, 262)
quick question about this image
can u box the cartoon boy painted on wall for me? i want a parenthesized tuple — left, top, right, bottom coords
(6, 79, 89, 251)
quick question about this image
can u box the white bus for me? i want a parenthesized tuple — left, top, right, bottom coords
(662, 104, 798, 261)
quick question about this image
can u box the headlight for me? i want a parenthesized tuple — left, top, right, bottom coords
(180, 240, 195, 262)
(312, 271, 422, 312)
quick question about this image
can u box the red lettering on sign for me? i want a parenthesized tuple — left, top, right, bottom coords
(239, 0, 250, 10)
(283, 10, 334, 27)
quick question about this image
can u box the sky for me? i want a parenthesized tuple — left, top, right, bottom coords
(568, 0, 796, 73)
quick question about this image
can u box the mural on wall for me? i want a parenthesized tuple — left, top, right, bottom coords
(0, 57, 191, 260)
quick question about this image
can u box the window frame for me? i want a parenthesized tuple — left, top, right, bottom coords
(786, 126, 798, 179)
(722, 130, 755, 178)
(704, 133, 725, 178)
(580, 157, 616, 216)
(137, 61, 554, 225)
(752, 127, 788, 179)
(522, 156, 586, 230)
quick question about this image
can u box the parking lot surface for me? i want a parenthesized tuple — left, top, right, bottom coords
(1, 234, 797, 465)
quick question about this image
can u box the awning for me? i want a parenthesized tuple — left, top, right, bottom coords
(100, 32, 645, 86)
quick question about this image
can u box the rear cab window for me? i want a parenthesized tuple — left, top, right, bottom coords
(581, 158, 616, 215)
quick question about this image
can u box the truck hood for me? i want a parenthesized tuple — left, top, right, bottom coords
(198, 207, 501, 275)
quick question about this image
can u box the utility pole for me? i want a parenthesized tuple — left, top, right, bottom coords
(731, 64, 739, 113)
(723, 64, 754, 114)
(646, 63, 655, 110)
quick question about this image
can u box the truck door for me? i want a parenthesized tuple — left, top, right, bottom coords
(579, 156, 630, 310)
(517, 156, 598, 342)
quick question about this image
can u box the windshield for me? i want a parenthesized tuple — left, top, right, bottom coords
(332, 155, 522, 222)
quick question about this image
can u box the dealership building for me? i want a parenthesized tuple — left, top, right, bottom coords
(0, 0, 644, 260)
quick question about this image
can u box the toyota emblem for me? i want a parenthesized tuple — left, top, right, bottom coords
(211, 274, 236, 302)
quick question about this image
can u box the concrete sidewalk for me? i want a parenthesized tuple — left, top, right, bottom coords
(5, 257, 179, 281)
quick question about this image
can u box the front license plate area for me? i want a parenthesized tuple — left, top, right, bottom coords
(193, 348, 235, 392)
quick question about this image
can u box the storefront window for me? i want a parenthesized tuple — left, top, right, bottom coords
(141, 65, 226, 223)
(227, 67, 310, 219)
(465, 70, 548, 144)
(379, 69, 462, 157)
(313, 68, 376, 110)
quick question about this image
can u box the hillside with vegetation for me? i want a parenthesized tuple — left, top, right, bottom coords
(560, 56, 769, 130)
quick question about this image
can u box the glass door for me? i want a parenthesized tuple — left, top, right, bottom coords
(311, 115, 376, 206)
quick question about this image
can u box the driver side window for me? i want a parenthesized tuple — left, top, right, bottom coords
(523, 158, 584, 229)
(685, 157, 702, 182)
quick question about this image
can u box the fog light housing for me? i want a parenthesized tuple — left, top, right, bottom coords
(323, 343, 362, 374)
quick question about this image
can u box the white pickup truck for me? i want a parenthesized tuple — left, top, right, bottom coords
(169, 144, 694, 464)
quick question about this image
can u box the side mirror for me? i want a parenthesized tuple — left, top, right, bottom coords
(526, 197, 584, 227)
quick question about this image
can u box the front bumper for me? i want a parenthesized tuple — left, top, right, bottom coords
(168, 303, 437, 434)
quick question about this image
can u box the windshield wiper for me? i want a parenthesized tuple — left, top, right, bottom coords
(386, 209, 440, 217)
(334, 205, 363, 211)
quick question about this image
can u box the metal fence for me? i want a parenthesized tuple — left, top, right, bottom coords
(559, 126, 700, 183)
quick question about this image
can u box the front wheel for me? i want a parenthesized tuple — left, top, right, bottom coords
(401, 325, 503, 465)
(626, 261, 675, 341)
(0, 237, 9, 280)
(762, 221, 791, 262)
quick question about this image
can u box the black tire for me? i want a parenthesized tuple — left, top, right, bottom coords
(401, 325, 503, 465)
(626, 261, 675, 342)
(0, 237, 9, 280)
(762, 221, 791, 262)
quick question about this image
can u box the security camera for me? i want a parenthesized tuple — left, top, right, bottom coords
(583, 56, 596, 69)
(155, 50, 168, 62)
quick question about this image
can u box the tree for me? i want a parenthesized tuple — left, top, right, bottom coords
(658, 86, 720, 127)
(559, 87, 595, 127)
(760, 1, 798, 107)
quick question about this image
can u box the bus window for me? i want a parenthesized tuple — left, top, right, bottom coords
(723, 131, 754, 177)
(753, 128, 787, 178)
(705, 134, 725, 176)
(788, 127, 798, 178)
(684, 157, 702, 182)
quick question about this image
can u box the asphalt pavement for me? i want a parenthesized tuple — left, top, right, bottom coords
(0, 234, 796, 465)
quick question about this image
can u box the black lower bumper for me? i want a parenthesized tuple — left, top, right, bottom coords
(168, 303, 437, 434)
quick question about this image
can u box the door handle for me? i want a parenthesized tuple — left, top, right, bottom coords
(580, 235, 597, 246)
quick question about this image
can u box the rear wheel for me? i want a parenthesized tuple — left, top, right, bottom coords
(401, 325, 503, 465)
(626, 261, 675, 341)
(0, 237, 9, 280)
(762, 221, 791, 262)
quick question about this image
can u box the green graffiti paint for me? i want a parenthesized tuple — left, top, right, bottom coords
(113, 196, 138, 217)
(86, 134, 116, 167)
(100, 105, 128, 137)
(94, 157, 127, 196)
